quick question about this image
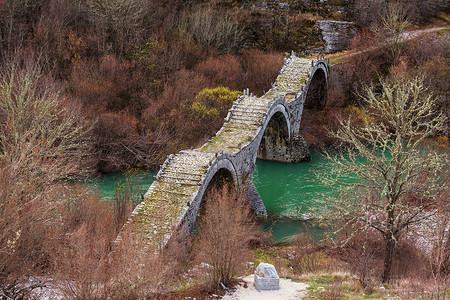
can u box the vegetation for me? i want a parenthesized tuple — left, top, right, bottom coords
(318, 76, 448, 283)
(0, 0, 448, 298)
(195, 186, 257, 288)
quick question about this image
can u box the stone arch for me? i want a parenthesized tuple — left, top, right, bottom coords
(304, 62, 328, 110)
(183, 156, 239, 232)
(257, 103, 291, 162)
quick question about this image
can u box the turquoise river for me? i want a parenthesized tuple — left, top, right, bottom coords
(90, 151, 336, 241)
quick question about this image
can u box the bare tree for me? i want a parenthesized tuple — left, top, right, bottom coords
(185, 6, 243, 53)
(317, 76, 448, 283)
(195, 186, 256, 288)
(0, 55, 92, 295)
(86, 0, 148, 55)
(0, 56, 92, 184)
(376, 3, 410, 65)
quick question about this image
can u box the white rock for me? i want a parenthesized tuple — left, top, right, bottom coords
(254, 263, 279, 291)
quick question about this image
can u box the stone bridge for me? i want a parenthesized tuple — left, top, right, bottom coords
(119, 53, 330, 250)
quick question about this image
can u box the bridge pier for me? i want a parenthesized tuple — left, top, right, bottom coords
(289, 136, 311, 162)
(246, 181, 267, 217)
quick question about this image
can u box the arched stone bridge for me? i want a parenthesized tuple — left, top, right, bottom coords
(120, 53, 330, 249)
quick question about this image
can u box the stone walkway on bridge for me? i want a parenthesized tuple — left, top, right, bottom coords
(202, 56, 312, 155)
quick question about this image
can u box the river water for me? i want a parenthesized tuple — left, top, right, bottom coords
(91, 151, 335, 242)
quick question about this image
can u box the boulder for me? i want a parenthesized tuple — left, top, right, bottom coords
(254, 262, 279, 291)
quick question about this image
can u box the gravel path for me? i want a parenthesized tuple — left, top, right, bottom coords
(330, 26, 449, 61)
(223, 275, 308, 300)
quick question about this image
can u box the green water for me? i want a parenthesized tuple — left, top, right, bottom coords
(90, 151, 336, 241)
(89, 171, 154, 199)
(253, 151, 336, 241)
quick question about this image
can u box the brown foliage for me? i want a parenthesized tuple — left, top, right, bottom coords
(195, 54, 243, 90)
(143, 69, 210, 150)
(241, 49, 284, 96)
(290, 234, 331, 275)
(350, 0, 386, 29)
(195, 186, 257, 288)
(70, 55, 145, 115)
(332, 231, 430, 284)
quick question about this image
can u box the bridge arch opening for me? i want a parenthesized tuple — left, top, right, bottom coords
(258, 111, 290, 161)
(196, 167, 236, 225)
(305, 68, 327, 110)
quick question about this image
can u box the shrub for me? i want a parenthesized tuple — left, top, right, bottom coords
(195, 54, 243, 90)
(195, 186, 256, 288)
(290, 234, 332, 275)
(143, 68, 209, 150)
(241, 49, 283, 96)
(186, 6, 243, 53)
(189, 86, 240, 124)
(70, 55, 145, 115)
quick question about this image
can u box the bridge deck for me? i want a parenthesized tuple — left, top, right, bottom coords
(201, 57, 312, 154)
(120, 55, 320, 249)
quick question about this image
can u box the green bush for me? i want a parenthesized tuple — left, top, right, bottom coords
(189, 86, 240, 124)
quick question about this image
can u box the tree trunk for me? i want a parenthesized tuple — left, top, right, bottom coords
(382, 235, 396, 283)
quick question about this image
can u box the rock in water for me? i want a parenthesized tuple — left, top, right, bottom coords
(254, 263, 279, 291)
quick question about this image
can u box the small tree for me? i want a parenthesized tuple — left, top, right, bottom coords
(0, 56, 92, 295)
(187, 86, 240, 140)
(376, 3, 410, 65)
(318, 76, 448, 283)
(195, 186, 255, 288)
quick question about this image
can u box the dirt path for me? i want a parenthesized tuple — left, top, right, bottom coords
(326, 26, 449, 62)
(222, 275, 309, 300)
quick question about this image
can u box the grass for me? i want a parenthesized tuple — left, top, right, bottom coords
(299, 272, 398, 300)
(436, 28, 450, 35)
(251, 248, 277, 265)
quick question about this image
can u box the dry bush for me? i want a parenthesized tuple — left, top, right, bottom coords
(195, 54, 243, 90)
(346, 31, 386, 91)
(0, 54, 93, 182)
(406, 33, 450, 67)
(107, 233, 186, 299)
(143, 68, 210, 150)
(392, 240, 429, 280)
(54, 182, 187, 299)
(0, 0, 41, 52)
(322, 280, 344, 300)
(186, 6, 243, 53)
(86, 0, 148, 56)
(406, 34, 450, 114)
(0, 55, 94, 296)
(54, 186, 115, 299)
(0, 164, 51, 298)
(195, 186, 257, 288)
(240, 49, 283, 96)
(290, 234, 332, 275)
(337, 232, 383, 287)
(332, 230, 432, 285)
(350, 0, 386, 29)
(402, 0, 449, 24)
(92, 111, 169, 172)
(326, 63, 355, 108)
(70, 55, 174, 172)
(70, 55, 144, 115)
